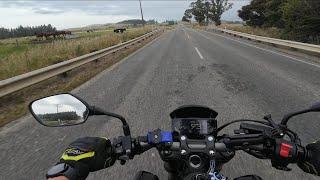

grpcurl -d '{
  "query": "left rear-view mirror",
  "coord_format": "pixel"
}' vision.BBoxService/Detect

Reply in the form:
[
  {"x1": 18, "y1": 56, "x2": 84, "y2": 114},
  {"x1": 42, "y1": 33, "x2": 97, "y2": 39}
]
[{"x1": 29, "y1": 93, "x2": 90, "y2": 127}]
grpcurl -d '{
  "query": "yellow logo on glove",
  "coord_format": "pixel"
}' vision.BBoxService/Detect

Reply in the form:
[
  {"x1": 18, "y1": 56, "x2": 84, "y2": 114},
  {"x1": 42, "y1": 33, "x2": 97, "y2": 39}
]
[{"x1": 61, "y1": 148, "x2": 95, "y2": 161}]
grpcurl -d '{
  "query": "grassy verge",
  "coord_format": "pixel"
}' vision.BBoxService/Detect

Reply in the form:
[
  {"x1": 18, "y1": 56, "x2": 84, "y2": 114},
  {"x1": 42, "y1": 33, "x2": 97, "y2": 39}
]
[
  {"x1": 218, "y1": 24, "x2": 282, "y2": 40},
  {"x1": 0, "y1": 26, "x2": 153, "y2": 80},
  {"x1": 0, "y1": 31, "x2": 161, "y2": 127},
  {"x1": 217, "y1": 24, "x2": 320, "y2": 46}
]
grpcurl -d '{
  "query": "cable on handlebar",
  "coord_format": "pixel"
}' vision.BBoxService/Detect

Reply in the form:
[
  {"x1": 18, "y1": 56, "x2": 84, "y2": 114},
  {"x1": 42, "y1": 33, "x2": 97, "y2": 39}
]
[
  {"x1": 281, "y1": 126, "x2": 300, "y2": 143},
  {"x1": 217, "y1": 119, "x2": 271, "y2": 132}
]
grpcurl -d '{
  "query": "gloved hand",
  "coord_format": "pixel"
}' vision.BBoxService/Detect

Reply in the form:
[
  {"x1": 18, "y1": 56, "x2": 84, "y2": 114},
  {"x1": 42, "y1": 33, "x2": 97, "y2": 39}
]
[
  {"x1": 54, "y1": 137, "x2": 115, "y2": 179},
  {"x1": 298, "y1": 140, "x2": 320, "y2": 176}
]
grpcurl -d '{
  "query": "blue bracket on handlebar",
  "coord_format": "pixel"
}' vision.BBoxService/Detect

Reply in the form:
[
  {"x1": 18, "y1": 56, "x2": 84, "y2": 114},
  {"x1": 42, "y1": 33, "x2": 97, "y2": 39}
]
[{"x1": 147, "y1": 129, "x2": 173, "y2": 144}]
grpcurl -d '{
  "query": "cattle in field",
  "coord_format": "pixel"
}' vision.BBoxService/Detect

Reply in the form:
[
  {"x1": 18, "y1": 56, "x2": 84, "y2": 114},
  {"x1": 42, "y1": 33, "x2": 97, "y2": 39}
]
[
  {"x1": 114, "y1": 28, "x2": 126, "y2": 33},
  {"x1": 36, "y1": 31, "x2": 72, "y2": 40}
]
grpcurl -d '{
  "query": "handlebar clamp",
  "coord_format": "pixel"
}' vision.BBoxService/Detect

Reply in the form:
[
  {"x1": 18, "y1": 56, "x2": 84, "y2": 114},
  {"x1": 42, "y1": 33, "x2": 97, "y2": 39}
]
[
  {"x1": 179, "y1": 135, "x2": 216, "y2": 157},
  {"x1": 147, "y1": 129, "x2": 173, "y2": 144}
]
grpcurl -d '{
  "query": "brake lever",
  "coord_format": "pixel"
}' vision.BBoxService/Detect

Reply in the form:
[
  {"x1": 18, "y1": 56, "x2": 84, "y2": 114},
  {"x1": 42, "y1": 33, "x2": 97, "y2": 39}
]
[
  {"x1": 243, "y1": 149, "x2": 268, "y2": 159},
  {"x1": 263, "y1": 114, "x2": 284, "y2": 138},
  {"x1": 118, "y1": 155, "x2": 129, "y2": 165},
  {"x1": 113, "y1": 135, "x2": 134, "y2": 165}
]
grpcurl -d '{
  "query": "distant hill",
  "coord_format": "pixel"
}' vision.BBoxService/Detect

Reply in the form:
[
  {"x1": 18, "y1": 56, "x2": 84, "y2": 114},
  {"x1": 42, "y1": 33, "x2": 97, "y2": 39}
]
[
  {"x1": 117, "y1": 19, "x2": 145, "y2": 25},
  {"x1": 64, "y1": 23, "x2": 113, "y2": 32},
  {"x1": 64, "y1": 19, "x2": 158, "y2": 32}
]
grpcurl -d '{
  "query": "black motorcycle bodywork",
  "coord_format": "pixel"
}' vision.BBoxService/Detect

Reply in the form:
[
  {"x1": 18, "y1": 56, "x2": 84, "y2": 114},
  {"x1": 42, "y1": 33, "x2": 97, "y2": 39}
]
[
  {"x1": 29, "y1": 93, "x2": 320, "y2": 180},
  {"x1": 163, "y1": 105, "x2": 233, "y2": 180}
]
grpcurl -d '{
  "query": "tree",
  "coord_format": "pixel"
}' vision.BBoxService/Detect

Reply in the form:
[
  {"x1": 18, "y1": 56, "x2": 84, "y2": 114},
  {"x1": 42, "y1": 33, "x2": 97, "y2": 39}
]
[
  {"x1": 182, "y1": 9, "x2": 193, "y2": 22},
  {"x1": 0, "y1": 24, "x2": 57, "y2": 39},
  {"x1": 190, "y1": 0, "x2": 207, "y2": 25},
  {"x1": 263, "y1": 0, "x2": 285, "y2": 28},
  {"x1": 281, "y1": 0, "x2": 320, "y2": 42},
  {"x1": 237, "y1": 0, "x2": 320, "y2": 44},
  {"x1": 208, "y1": 0, "x2": 233, "y2": 26},
  {"x1": 238, "y1": 0, "x2": 267, "y2": 27},
  {"x1": 183, "y1": 0, "x2": 233, "y2": 26},
  {"x1": 238, "y1": 0, "x2": 285, "y2": 28},
  {"x1": 182, "y1": 16, "x2": 190, "y2": 22},
  {"x1": 146, "y1": 19, "x2": 158, "y2": 24},
  {"x1": 204, "y1": 0, "x2": 211, "y2": 25}
]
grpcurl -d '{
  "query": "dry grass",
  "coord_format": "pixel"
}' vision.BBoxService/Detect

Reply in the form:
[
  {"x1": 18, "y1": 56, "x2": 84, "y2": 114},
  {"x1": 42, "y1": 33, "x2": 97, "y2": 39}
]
[
  {"x1": 218, "y1": 24, "x2": 282, "y2": 39},
  {"x1": 192, "y1": 23, "x2": 207, "y2": 30},
  {"x1": 0, "y1": 27, "x2": 152, "y2": 80},
  {"x1": 0, "y1": 31, "x2": 161, "y2": 127}
]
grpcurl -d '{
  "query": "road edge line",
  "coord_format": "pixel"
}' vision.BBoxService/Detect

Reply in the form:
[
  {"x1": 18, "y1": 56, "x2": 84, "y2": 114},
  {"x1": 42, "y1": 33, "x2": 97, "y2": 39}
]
[{"x1": 192, "y1": 28, "x2": 320, "y2": 69}]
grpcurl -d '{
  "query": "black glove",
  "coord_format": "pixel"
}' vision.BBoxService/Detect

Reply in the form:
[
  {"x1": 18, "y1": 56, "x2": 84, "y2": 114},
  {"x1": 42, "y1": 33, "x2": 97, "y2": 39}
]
[
  {"x1": 58, "y1": 137, "x2": 116, "y2": 179},
  {"x1": 298, "y1": 141, "x2": 320, "y2": 176}
]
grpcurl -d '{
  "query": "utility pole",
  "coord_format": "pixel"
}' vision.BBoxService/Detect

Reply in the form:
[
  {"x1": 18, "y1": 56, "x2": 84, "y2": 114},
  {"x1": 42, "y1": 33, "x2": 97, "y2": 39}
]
[{"x1": 139, "y1": 0, "x2": 145, "y2": 26}]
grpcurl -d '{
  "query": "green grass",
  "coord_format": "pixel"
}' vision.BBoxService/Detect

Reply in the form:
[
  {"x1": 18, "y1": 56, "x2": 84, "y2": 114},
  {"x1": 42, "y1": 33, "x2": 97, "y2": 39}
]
[
  {"x1": 0, "y1": 36, "x2": 34, "y2": 58},
  {"x1": 75, "y1": 29, "x2": 113, "y2": 38},
  {"x1": 0, "y1": 44, "x2": 28, "y2": 58},
  {"x1": 0, "y1": 26, "x2": 153, "y2": 80},
  {"x1": 218, "y1": 24, "x2": 282, "y2": 39}
]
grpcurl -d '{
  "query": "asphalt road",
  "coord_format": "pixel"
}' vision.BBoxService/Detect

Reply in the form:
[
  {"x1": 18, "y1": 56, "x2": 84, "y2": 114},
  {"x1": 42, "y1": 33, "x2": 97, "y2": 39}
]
[{"x1": 1, "y1": 26, "x2": 320, "y2": 180}]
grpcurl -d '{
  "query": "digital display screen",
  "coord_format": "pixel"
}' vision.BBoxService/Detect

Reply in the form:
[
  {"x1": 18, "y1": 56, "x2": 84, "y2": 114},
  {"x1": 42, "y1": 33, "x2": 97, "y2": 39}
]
[
  {"x1": 180, "y1": 119, "x2": 208, "y2": 134},
  {"x1": 172, "y1": 118, "x2": 217, "y2": 138}
]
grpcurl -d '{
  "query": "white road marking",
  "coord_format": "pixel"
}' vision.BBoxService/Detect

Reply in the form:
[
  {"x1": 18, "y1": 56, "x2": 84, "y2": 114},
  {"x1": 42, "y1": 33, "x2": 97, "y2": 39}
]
[
  {"x1": 184, "y1": 30, "x2": 190, "y2": 39},
  {"x1": 193, "y1": 29, "x2": 320, "y2": 69},
  {"x1": 194, "y1": 47, "x2": 204, "y2": 59}
]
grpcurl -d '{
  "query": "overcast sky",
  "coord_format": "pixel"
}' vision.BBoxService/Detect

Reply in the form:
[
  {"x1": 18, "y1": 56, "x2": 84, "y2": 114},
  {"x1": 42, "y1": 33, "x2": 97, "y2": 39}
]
[
  {"x1": 0, "y1": 0, "x2": 250, "y2": 29},
  {"x1": 32, "y1": 94, "x2": 87, "y2": 115}
]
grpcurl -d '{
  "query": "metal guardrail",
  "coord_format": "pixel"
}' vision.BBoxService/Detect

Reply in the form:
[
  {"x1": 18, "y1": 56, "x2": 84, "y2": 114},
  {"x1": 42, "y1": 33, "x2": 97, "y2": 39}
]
[
  {"x1": 213, "y1": 28, "x2": 320, "y2": 56},
  {"x1": 0, "y1": 30, "x2": 162, "y2": 98}
]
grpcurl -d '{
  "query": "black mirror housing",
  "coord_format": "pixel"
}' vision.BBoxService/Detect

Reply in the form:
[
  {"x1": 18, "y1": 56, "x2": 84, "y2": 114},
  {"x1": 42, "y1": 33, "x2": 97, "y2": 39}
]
[
  {"x1": 30, "y1": 93, "x2": 131, "y2": 136},
  {"x1": 309, "y1": 102, "x2": 320, "y2": 112},
  {"x1": 29, "y1": 93, "x2": 90, "y2": 127}
]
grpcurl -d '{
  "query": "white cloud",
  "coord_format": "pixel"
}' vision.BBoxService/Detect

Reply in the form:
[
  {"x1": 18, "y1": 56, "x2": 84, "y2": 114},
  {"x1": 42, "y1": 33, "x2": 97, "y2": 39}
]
[
  {"x1": 0, "y1": 6, "x2": 136, "y2": 29},
  {"x1": 32, "y1": 7, "x2": 64, "y2": 14},
  {"x1": 0, "y1": 0, "x2": 250, "y2": 29}
]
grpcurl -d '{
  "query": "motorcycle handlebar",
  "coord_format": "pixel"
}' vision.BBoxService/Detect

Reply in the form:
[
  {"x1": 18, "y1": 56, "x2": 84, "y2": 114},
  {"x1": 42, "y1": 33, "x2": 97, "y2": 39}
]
[
  {"x1": 114, "y1": 132, "x2": 308, "y2": 165},
  {"x1": 138, "y1": 141, "x2": 228, "y2": 152},
  {"x1": 134, "y1": 134, "x2": 265, "y2": 155}
]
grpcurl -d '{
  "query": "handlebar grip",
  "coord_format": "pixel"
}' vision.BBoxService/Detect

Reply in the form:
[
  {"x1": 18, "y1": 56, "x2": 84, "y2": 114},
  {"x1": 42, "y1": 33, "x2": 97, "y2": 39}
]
[
  {"x1": 274, "y1": 139, "x2": 307, "y2": 162},
  {"x1": 298, "y1": 141, "x2": 320, "y2": 176},
  {"x1": 221, "y1": 134, "x2": 266, "y2": 148}
]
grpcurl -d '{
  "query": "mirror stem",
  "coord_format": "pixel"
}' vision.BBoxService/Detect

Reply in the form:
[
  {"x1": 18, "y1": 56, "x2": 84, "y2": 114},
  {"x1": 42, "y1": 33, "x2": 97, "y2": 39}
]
[
  {"x1": 89, "y1": 106, "x2": 131, "y2": 136},
  {"x1": 281, "y1": 109, "x2": 311, "y2": 126}
]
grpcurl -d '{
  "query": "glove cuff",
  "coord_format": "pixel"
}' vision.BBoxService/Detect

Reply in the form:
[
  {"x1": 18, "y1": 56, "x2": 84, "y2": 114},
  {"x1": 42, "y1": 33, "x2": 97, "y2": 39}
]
[{"x1": 46, "y1": 163, "x2": 83, "y2": 180}]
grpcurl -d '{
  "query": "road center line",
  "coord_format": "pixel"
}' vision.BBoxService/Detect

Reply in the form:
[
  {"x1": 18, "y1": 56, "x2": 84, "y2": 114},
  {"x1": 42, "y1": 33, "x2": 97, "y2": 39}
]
[
  {"x1": 194, "y1": 47, "x2": 204, "y2": 59},
  {"x1": 193, "y1": 29, "x2": 320, "y2": 69},
  {"x1": 184, "y1": 30, "x2": 190, "y2": 39}
]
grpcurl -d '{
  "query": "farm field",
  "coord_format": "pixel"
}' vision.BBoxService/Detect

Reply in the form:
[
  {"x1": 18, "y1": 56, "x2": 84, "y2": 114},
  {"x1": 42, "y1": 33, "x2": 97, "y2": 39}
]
[
  {"x1": 0, "y1": 27, "x2": 161, "y2": 127},
  {"x1": 0, "y1": 26, "x2": 153, "y2": 80}
]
